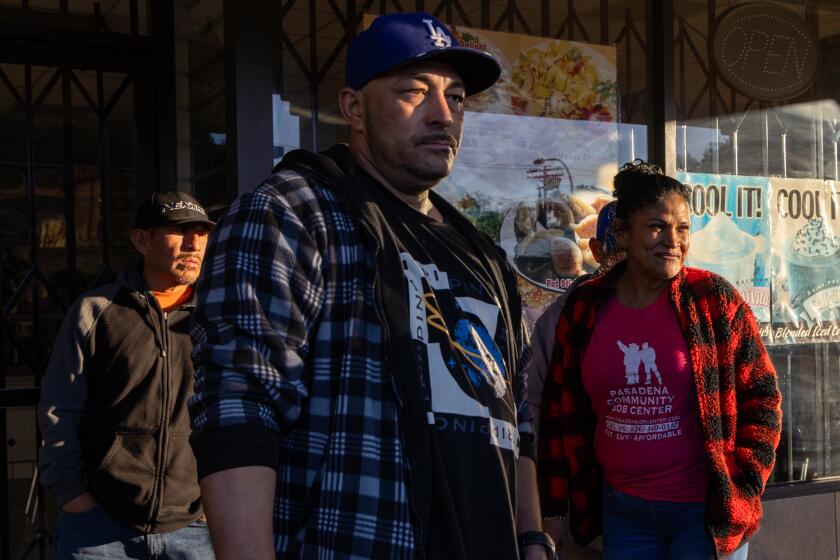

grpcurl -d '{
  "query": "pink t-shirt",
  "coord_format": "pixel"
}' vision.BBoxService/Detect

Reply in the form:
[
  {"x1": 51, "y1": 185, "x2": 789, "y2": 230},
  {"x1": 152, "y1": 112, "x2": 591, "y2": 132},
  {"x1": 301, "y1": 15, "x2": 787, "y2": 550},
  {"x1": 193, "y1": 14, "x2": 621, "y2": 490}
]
[{"x1": 581, "y1": 290, "x2": 707, "y2": 502}]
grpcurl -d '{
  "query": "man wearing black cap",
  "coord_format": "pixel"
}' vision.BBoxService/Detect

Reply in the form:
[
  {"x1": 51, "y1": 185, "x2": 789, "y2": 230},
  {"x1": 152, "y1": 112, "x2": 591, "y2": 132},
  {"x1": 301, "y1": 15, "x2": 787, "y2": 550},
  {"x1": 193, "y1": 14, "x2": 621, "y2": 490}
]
[
  {"x1": 38, "y1": 191, "x2": 215, "y2": 558},
  {"x1": 190, "y1": 11, "x2": 551, "y2": 560}
]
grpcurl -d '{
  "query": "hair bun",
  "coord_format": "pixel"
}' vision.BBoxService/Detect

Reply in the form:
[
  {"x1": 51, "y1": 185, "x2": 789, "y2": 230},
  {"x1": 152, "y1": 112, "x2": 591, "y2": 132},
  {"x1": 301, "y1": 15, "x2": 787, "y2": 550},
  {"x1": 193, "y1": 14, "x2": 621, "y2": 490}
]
[
  {"x1": 612, "y1": 159, "x2": 689, "y2": 220},
  {"x1": 619, "y1": 159, "x2": 663, "y2": 175},
  {"x1": 613, "y1": 159, "x2": 664, "y2": 198}
]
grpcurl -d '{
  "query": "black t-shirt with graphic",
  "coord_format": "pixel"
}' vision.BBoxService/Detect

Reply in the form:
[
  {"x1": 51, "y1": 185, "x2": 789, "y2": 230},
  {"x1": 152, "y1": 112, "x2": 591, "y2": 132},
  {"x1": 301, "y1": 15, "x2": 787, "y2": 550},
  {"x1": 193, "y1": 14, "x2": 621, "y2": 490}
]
[{"x1": 371, "y1": 181, "x2": 520, "y2": 559}]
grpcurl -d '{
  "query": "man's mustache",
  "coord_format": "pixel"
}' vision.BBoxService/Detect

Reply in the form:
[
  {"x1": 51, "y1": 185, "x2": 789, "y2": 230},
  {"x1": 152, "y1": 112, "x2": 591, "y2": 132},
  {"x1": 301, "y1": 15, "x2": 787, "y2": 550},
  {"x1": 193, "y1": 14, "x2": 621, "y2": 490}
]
[{"x1": 414, "y1": 134, "x2": 459, "y2": 149}]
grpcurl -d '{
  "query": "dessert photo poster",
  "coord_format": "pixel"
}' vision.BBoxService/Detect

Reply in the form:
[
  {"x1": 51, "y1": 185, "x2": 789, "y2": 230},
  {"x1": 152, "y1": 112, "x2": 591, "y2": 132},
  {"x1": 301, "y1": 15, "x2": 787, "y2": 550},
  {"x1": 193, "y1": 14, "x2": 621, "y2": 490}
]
[
  {"x1": 676, "y1": 173, "x2": 771, "y2": 337},
  {"x1": 770, "y1": 178, "x2": 840, "y2": 344}
]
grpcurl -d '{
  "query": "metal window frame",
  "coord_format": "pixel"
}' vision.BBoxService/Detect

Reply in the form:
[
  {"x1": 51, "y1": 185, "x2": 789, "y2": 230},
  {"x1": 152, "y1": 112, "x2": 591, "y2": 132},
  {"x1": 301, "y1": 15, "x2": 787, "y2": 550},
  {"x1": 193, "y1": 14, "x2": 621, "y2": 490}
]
[
  {"x1": 0, "y1": 2, "x2": 176, "y2": 557},
  {"x1": 226, "y1": 0, "x2": 655, "y2": 189}
]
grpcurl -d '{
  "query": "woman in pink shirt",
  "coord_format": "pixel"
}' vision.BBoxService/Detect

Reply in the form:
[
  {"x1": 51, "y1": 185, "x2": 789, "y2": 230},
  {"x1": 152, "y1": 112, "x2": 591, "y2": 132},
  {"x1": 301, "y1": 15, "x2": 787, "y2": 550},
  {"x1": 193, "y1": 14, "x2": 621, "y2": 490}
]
[{"x1": 537, "y1": 161, "x2": 782, "y2": 560}]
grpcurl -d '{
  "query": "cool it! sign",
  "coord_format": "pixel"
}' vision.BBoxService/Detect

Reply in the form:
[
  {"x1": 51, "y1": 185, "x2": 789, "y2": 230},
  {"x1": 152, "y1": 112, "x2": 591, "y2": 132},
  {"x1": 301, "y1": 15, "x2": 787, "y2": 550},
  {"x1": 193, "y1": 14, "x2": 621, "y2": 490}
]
[
  {"x1": 712, "y1": 3, "x2": 819, "y2": 102},
  {"x1": 676, "y1": 173, "x2": 770, "y2": 337}
]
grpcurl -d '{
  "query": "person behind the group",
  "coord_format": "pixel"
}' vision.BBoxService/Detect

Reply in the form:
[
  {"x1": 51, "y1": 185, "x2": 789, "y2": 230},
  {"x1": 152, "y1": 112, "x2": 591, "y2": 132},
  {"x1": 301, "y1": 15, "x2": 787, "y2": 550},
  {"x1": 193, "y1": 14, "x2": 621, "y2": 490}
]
[
  {"x1": 38, "y1": 191, "x2": 215, "y2": 558},
  {"x1": 188, "y1": 12, "x2": 553, "y2": 560},
  {"x1": 527, "y1": 200, "x2": 623, "y2": 437},
  {"x1": 537, "y1": 160, "x2": 782, "y2": 559}
]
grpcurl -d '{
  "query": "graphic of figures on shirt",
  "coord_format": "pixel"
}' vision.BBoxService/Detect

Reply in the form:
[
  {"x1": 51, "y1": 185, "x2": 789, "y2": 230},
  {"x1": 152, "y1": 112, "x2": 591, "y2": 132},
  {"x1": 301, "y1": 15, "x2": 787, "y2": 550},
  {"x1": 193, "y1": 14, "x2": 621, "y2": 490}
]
[{"x1": 617, "y1": 340, "x2": 663, "y2": 385}]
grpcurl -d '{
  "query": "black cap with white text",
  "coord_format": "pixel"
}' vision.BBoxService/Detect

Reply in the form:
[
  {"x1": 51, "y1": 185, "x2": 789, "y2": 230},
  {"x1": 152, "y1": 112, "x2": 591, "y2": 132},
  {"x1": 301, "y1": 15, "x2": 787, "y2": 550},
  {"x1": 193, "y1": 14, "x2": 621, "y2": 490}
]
[{"x1": 134, "y1": 190, "x2": 215, "y2": 230}]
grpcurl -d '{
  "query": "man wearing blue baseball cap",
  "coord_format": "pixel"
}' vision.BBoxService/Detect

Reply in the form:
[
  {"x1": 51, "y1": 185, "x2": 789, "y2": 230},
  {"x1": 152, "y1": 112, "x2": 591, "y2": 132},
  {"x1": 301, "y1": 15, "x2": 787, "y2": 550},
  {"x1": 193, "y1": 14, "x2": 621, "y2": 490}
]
[{"x1": 190, "y1": 11, "x2": 552, "y2": 560}]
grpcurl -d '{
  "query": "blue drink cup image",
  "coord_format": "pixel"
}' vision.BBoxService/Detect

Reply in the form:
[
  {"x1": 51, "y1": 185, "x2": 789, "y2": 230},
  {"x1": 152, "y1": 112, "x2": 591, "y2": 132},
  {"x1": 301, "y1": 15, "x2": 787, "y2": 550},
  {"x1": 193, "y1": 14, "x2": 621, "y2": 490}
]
[
  {"x1": 687, "y1": 214, "x2": 764, "y2": 291},
  {"x1": 783, "y1": 217, "x2": 840, "y2": 322}
]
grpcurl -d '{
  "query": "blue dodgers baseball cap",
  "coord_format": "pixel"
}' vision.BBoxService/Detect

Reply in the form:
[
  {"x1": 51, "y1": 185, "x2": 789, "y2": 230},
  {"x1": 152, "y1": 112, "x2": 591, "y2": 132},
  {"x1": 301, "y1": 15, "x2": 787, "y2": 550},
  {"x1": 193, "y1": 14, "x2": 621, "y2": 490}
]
[
  {"x1": 345, "y1": 12, "x2": 502, "y2": 96},
  {"x1": 596, "y1": 200, "x2": 620, "y2": 252}
]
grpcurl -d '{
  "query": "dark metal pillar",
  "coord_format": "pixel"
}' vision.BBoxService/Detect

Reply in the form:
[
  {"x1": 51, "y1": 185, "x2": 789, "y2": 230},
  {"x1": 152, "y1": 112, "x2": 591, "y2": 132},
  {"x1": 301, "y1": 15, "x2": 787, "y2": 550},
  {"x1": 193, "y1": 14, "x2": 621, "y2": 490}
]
[
  {"x1": 646, "y1": 0, "x2": 676, "y2": 174},
  {"x1": 707, "y1": 0, "x2": 717, "y2": 120},
  {"x1": 135, "y1": 57, "x2": 163, "y2": 209},
  {"x1": 224, "y1": 0, "x2": 276, "y2": 195},
  {"x1": 62, "y1": 68, "x2": 79, "y2": 299},
  {"x1": 154, "y1": 0, "x2": 177, "y2": 192}
]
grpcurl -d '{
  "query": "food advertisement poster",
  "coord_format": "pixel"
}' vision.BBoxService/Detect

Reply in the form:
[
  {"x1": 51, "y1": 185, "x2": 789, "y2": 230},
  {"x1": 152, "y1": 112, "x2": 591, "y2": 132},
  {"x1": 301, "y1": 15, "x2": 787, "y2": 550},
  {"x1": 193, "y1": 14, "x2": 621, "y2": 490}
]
[
  {"x1": 440, "y1": 113, "x2": 618, "y2": 325},
  {"x1": 770, "y1": 178, "x2": 840, "y2": 344},
  {"x1": 676, "y1": 173, "x2": 771, "y2": 333},
  {"x1": 437, "y1": 23, "x2": 620, "y2": 324},
  {"x1": 448, "y1": 24, "x2": 618, "y2": 120}
]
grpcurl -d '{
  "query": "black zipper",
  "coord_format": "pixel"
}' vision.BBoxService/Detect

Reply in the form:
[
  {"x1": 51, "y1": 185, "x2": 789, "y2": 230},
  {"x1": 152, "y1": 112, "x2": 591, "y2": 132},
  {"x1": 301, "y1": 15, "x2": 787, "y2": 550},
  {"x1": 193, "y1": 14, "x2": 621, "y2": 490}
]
[{"x1": 146, "y1": 308, "x2": 171, "y2": 532}]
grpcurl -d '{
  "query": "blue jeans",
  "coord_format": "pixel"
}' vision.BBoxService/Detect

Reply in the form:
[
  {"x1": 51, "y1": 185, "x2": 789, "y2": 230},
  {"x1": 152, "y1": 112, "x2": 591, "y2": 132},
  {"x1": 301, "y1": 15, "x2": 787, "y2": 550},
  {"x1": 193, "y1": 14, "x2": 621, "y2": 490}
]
[
  {"x1": 54, "y1": 505, "x2": 214, "y2": 559},
  {"x1": 602, "y1": 482, "x2": 748, "y2": 560}
]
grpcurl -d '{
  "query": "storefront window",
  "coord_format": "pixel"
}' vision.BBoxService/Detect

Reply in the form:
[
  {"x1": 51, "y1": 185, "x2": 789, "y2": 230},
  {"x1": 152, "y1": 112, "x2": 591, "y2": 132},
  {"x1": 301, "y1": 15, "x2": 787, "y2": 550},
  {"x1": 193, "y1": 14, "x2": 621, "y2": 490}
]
[
  {"x1": 673, "y1": 0, "x2": 840, "y2": 485},
  {"x1": 1, "y1": 11, "x2": 148, "y2": 556},
  {"x1": 270, "y1": 0, "x2": 840, "y2": 491},
  {"x1": 275, "y1": 1, "x2": 648, "y2": 326},
  {"x1": 182, "y1": 0, "x2": 226, "y2": 213}
]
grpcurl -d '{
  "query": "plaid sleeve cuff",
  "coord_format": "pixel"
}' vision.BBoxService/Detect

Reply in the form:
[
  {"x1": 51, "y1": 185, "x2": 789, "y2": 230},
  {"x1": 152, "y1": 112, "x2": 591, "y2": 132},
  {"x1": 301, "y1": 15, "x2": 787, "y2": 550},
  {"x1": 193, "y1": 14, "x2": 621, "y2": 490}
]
[{"x1": 190, "y1": 425, "x2": 279, "y2": 480}]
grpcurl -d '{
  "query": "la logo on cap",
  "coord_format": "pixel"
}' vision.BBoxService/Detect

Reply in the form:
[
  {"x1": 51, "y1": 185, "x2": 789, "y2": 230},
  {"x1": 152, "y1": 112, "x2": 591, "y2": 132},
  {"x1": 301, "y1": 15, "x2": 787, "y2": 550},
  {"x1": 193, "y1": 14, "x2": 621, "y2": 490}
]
[{"x1": 423, "y1": 19, "x2": 451, "y2": 48}]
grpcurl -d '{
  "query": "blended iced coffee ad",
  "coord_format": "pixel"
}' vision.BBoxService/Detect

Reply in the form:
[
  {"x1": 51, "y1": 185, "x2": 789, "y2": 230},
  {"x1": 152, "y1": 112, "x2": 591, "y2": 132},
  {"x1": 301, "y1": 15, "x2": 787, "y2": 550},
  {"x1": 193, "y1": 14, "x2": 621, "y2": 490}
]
[
  {"x1": 771, "y1": 178, "x2": 840, "y2": 344},
  {"x1": 677, "y1": 173, "x2": 771, "y2": 333}
]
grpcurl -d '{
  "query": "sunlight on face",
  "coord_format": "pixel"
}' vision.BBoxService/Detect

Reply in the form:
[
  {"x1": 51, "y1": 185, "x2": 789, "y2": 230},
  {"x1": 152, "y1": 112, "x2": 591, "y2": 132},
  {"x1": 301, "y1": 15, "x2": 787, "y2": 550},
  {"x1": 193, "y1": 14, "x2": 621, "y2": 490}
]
[
  {"x1": 619, "y1": 193, "x2": 691, "y2": 281},
  {"x1": 143, "y1": 223, "x2": 210, "y2": 286},
  {"x1": 361, "y1": 61, "x2": 466, "y2": 193}
]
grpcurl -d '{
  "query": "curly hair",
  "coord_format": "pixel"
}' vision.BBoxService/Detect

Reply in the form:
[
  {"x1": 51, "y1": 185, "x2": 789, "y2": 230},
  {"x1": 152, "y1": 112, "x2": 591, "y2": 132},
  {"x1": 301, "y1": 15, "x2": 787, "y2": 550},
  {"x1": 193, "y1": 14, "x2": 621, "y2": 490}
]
[{"x1": 612, "y1": 159, "x2": 691, "y2": 221}]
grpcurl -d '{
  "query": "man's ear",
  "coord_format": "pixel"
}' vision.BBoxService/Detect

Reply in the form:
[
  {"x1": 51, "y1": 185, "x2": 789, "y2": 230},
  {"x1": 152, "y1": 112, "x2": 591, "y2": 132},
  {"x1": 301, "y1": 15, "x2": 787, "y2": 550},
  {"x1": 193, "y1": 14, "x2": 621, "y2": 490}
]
[
  {"x1": 589, "y1": 238, "x2": 605, "y2": 263},
  {"x1": 130, "y1": 229, "x2": 150, "y2": 255},
  {"x1": 338, "y1": 87, "x2": 365, "y2": 133},
  {"x1": 613, "y1": 218, "x2": 628, "y2": 249}
]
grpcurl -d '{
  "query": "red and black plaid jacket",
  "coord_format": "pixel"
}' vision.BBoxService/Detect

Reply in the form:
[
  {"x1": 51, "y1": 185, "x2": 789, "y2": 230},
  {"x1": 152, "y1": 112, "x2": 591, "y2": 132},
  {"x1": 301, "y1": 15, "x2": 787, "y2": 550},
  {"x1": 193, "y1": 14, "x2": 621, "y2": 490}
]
[{"x1": 537, "y1": 262, "x2": 782, "y2": 557}]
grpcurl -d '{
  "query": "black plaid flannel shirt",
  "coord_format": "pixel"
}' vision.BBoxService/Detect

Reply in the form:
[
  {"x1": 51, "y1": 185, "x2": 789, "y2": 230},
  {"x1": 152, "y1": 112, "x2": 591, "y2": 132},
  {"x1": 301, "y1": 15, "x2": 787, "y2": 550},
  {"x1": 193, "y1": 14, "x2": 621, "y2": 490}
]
[{"x1": 190, "y1": 163, "x2": 534, "y2": 558}]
